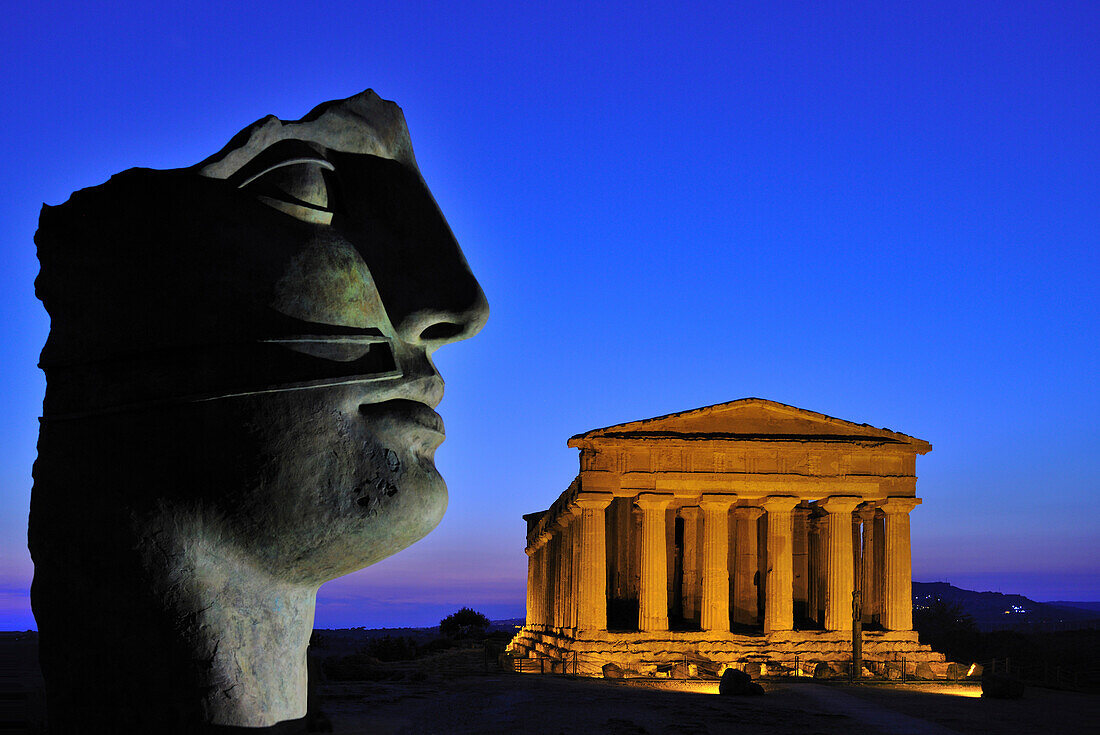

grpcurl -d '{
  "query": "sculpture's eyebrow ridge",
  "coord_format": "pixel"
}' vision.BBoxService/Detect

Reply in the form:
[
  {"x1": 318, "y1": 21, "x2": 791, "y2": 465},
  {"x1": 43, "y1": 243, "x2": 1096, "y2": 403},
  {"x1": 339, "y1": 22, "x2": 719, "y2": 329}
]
[{"x1": 236, "y1": 157, "x2": 334, "y2": 190}]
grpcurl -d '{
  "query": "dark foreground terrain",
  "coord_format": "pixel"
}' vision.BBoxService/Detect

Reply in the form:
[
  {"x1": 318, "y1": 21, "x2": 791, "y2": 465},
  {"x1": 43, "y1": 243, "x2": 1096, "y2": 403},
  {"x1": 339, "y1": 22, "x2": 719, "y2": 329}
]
[
  {"x1": 4, "y1": 634, "x2": 1099, "y2": 734},
  {"x1": 314, "y1": 656, "x2": 1098, "y2": 735}
]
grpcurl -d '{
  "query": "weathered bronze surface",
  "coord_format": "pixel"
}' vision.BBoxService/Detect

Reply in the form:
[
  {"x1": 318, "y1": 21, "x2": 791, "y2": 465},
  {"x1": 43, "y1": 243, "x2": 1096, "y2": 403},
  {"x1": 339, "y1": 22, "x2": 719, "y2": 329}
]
[{"x1": 31, "y1": 90, "x2": 487, "y2": 731}]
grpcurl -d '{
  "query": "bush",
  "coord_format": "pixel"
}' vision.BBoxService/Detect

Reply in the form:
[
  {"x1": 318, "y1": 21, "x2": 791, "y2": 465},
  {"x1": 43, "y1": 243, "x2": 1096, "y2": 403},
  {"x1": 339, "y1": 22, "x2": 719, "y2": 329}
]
[{"x1": 439, "y1": 607, "x2": 490, "y2": 638}]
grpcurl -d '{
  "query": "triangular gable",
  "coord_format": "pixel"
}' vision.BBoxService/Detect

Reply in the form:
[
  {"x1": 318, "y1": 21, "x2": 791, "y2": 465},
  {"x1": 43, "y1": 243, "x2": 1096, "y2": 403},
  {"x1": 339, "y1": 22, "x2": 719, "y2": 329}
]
[{"x1": 568, "y1": 398, "x2": 930, "y2": 452}]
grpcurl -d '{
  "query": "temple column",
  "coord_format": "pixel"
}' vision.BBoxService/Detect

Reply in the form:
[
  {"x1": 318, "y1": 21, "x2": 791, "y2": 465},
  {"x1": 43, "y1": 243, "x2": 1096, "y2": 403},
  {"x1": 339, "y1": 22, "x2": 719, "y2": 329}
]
[
  {"x1": 731, "y1": 506, "x2": 762, "y2": 626},
  {"x1": 636, "y1": 493, "x2": 673, "y2": 632},
  {"x1": 560, "y1": 520, "x2": 574, "y2": 629},
  {"x1": 570, "y1": 511, "x2": 583, "y2": 629},
  {"x1": 819, "y1": 496, "x2": 861, "y2": 631},
  {"x1": 552, "y1": 531, "x2": 564, "y2": 629},
  {"x1": 680, "y1": 506, "x2": 701, "y2": 623},
  {"x1": 698, "y1": 495, "x2": 735, "y2": 631},
  {"x1": 872, "y1": 512, "x2": 885, "y2": 626},
  {"x1": 807, "y1": 516, "x2": 821, "y2": 624},
  {"x1": 852, "y1": 516, "x2": 862, "y2": 593},
  {"x1": 858, "y1": 504, "x2": 877, "y2": 625},
  {"x1": 536, "y1": 534, "x2": 551, "y2": 628},
  {"x1": 575, "y1": 494, "x2": 613, "y2": 630},
  {"x1": 544, "y1": 532, "x2": 558, "y2": 629},
  {"x1": 881, "y1": 498, "x2": 921, "y2": 631},
  {"x1": 525, "y1": 546, "x2": 537, "y2": 627},
  {"x1": 761, "y1": 496, "x2": 799, "y2": 634},
  {"x1": 792, "y1": 506, "x2": 809, "y2": 621}
]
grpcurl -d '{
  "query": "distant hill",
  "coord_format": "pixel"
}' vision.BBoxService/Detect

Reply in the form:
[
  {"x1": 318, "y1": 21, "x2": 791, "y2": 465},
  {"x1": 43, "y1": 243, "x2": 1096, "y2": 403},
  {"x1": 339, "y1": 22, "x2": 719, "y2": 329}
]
[
  {"x1": 914, "y1": 582, "x2": 1100, "y2": 631},
  {"x1": 1046, "y1": 601, "x2": 1100, "y2": 613}
]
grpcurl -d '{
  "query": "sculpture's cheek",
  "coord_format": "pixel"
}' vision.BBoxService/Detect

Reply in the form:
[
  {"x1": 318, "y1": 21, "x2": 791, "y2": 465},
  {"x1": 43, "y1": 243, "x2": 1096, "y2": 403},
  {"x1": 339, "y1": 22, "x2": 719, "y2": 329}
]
[
  {"x1": 270, "y1": 232, "x2": 394, "y2": 333},
  {"x1": 212, "y1": 392, "x2": 447, "y2": 585}
]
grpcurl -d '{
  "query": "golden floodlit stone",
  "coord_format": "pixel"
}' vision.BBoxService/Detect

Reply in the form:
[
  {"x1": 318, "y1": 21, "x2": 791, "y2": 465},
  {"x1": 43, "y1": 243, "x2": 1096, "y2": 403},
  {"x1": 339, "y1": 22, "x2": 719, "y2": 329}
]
[{"x1": 508, "y1": 399, "x2": 942, "y2": 676}]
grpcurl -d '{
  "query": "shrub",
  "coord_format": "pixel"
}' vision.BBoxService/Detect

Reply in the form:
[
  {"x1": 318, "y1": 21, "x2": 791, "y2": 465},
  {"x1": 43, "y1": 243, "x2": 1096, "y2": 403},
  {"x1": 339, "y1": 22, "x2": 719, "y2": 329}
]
[{"x1": 439, "y1": 607, "x2": 490, "y2": 638}]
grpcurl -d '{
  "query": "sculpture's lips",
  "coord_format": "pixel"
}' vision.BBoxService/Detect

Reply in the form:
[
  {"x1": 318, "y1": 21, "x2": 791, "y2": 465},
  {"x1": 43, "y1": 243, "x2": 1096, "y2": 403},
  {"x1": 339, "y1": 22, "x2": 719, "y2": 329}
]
[{"x1": 359, "y1": 399, "x2": 445, "y2": 438}]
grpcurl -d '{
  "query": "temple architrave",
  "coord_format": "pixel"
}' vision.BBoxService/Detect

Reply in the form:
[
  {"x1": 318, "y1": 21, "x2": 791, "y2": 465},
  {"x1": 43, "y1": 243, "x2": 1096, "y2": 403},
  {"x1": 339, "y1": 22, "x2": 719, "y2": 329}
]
[{"x1": 507, "y1": 399, "x2": 945, "y2": 676}]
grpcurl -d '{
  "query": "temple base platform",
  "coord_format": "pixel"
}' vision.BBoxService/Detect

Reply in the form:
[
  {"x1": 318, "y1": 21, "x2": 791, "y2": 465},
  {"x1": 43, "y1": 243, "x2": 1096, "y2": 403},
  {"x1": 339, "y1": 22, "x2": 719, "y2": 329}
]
[{"x1": 506, "y1": 626, "x2": 944, "y2": 678}]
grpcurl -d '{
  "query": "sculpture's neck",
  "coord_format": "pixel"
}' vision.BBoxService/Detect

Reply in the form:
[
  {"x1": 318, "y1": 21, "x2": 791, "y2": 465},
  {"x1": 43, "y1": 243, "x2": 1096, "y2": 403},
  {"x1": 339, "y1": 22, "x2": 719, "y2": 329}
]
[{"x1": 184, "y1": 547, "x2": 317, "y2": 727}]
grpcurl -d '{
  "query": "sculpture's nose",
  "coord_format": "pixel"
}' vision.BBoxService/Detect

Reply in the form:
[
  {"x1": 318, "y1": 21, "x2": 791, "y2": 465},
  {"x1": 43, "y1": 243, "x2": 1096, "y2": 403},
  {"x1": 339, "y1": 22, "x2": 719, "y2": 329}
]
[
  {"x1": 394, "y1": 276, "x2": 489, "y2": 351},
  {"x1": 329, "y1": 151, "x2": 489, "y2": 351}
]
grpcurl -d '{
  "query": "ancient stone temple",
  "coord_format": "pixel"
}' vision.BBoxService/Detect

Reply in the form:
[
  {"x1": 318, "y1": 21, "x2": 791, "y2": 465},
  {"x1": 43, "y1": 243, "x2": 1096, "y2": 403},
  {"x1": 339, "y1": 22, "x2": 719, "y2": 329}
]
[{"x1": 508, "y1": 399, "x2": 944, "y2": 676}]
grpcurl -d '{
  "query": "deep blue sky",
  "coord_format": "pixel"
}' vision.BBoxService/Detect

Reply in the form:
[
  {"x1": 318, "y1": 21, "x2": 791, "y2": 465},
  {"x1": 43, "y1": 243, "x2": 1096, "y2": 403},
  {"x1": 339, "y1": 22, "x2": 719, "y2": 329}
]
[{"x1": 1, "y1": 2, "x2": 1097, "y2": 629}]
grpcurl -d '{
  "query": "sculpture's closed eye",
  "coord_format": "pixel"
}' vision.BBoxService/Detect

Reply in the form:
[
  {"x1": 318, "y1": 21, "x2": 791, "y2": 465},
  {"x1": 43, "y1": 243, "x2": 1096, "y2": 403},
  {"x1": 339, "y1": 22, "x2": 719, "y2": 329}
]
[{"x1": 239, "y1": 157, "x2": 338, "y2": 225}]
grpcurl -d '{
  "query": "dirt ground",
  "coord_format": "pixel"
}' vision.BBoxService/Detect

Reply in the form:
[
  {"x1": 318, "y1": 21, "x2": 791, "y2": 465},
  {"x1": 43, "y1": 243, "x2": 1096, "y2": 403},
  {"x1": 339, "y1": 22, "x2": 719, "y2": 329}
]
[
  {"x1": 316, "y1": 671, "x2": 1099, "y2": 735},
  {"x1": 5, "y1": 635, "x2": 1098, "y2": 734}
]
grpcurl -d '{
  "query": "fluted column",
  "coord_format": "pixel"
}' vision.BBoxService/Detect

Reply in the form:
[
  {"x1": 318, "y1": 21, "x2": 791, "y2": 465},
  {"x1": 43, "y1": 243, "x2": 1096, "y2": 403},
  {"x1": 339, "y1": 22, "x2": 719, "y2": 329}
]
[
  {"x1": 552, "y1": 532, "x2": 565, "y2": 628},
  {"x1": 819, "y1": 496, "x2": 861, "y2": 631},
  {"x1": 636, "y1": 493, "x2": 673, "y2": 632},
  {"x1": 697, "y1": 495, "x2": 735, "y2": 631},
  {"x1": 881, "y1": 497, "x2": 921, "y2": 631},
  {"x1": 761, "y1": 496, "x2": 799, "y2": 634},
  {"x1": 525, "y1": 546, "x2": 537, "y2": 627},
  {"x1": 570, "y1": 510, "x2": 583, "y2": 629},
  {"x1": 807, "y1": 516, "x2": 822, "y2": 624},
  {"x1": 575, "y1": 494, "x2": 613, "y2": 630},
  {"x1": 731, "y1": 506, "x2": 762, "y2": 626},
  {"x1": 539, "y1": 532, "x2": 553, "y2": 629},
  {"x1": 858, "y1": 504, "x2": 877, "y2": 625},
  {"x1": 873, "y1": 512, "x2": 885, "y2": 626},
  {"x1": 534, "y1": 535, "x2": 550, "y2": 628},
  {"x1": 560, "y1": 521, "x2": 575, "y2": 629},
  {"x1": 552, "y1": 531, "x2": 564, "y2": 629},
  {"x1": 679, "y1": 506, "x2": 701, "y2": 622},
  {"x1": 852, "y1": 517, "x2": 862, "y2": 591}
]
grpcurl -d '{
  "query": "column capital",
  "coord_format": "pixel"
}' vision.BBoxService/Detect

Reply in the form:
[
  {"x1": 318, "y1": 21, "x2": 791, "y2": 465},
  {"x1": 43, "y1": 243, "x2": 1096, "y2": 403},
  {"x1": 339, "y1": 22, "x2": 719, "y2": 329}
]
[
  {"x1": 732, "y1": 505, "x2": 764, "y2": 521},
  {"x1": 760, "y1": 495, "x2": 799, "y2": 513},
  {"x1": 856, "y1": 501, "x2": 878, "y2": 522},
  {"x1": 635, "y1": 492, "x2": 674, "y2": 511},
  {"x1": 537, "y1": 531, "x2": 552, "y2": 546},
  {"x1": 817, "y1": 495, "x2": 862, "y2": 514},
  {"x1": 573, "y1": 492, "x2": 614, "y2": 511},
  {"x1": 698, "y1": 493, "x2": 736, "y2": 511},
  {"x1": 880, "y1": 497, "x2": 921, "y2": 514},
  {"x1": 679, "y1": 506, "x2": 700, "y2": 520}
]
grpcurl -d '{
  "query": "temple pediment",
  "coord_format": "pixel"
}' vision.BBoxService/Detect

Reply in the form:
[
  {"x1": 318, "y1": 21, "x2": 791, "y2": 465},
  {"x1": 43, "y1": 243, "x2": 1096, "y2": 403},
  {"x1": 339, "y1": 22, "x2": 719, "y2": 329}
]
[{"x1": 568, "y1": 398, "x2": 930, "y2": 453}]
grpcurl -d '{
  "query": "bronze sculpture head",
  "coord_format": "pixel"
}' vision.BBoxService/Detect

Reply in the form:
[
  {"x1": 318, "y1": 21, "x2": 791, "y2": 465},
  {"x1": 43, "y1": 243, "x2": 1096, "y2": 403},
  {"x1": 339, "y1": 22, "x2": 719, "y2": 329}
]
[{"x1": 31, "y1": 90, "x2": 487, "y2": 731}]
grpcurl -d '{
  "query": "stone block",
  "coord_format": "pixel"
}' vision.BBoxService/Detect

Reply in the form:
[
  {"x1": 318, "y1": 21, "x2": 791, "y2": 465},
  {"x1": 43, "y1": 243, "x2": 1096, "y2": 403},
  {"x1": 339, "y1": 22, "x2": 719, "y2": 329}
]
[
  {"x1": 914, "y1": 662, "x2": 936, "y2": 680},
  {"x1": 719, "y1": 668, "x2": 765, "y2": 696},
  {"x1": 943, "y1": 662, "x2": 969, "y2": 679}
]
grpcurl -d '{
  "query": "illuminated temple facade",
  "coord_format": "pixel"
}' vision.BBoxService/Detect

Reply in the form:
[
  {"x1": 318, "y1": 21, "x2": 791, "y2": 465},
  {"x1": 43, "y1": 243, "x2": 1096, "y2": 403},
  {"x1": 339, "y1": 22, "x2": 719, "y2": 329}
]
[{"x1": 507, "y1": 399, "x2": 944, "y2": 675}]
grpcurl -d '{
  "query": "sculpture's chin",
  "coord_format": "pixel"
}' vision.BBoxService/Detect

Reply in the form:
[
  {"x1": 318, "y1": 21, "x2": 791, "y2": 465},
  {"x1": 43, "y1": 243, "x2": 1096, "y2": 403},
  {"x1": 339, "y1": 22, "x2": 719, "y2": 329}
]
[{"x1": 312, "y1": 456, "x2": 449, "y2": 583}]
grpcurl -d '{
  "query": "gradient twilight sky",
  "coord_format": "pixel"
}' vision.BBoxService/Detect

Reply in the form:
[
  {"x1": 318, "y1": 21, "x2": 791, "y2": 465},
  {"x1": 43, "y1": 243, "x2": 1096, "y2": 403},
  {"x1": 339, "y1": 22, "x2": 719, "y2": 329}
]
[{"x1": 1, "y1": 2, "x2": 1097, "y2": 630}]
